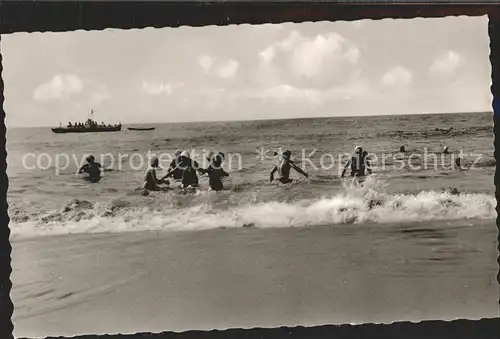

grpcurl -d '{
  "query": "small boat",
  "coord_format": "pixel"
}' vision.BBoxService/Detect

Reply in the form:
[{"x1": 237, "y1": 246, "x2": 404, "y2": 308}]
[
  {"x1": 127, "y1": 127, "x2": 156, "y2": 131},
  {"x1": 52, "y1": 110, "x2": 121, "y2": 134}
]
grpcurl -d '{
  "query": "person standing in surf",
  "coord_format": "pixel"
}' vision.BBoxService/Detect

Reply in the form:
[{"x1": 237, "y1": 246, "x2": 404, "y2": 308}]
[
  {"x1": 167, "y1": 150, "x2": 183, "y2": 180},
  {"x1": 202, "y1": 151, "x2": 230, "y2": 191},
  {"x1": 269, "y1": 150, "x2": 308, "y2": 184},
  {"x1": 78, "y1": 155, "x2": 103, "y2": 183},
  {"x1": 341, "y1": 146, "x2": 373, "y2": 178},
  {"x1": 143, "y1": 156, "x2": 170, "y2": 191},
  {"x1": 164, "y1": 151, "x2": 203, "y2": 189}
]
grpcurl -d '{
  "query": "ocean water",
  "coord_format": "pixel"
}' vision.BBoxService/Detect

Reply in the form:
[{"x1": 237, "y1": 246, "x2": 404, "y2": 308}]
[{"x1": 6, "y1": 112, "x2": 496, "y2": 238}]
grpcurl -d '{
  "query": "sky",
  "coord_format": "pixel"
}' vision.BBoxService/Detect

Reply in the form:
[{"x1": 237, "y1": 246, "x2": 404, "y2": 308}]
[{"x1": 1, "y1": 15, "x2": 492, "y2": 127}]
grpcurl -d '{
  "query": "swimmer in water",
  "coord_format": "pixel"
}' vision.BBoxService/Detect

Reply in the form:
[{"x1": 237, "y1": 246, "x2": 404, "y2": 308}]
[
  {"x1": 163, "y1": 151, "x2": 203, "y2": 189},
  {"x1": 341, "y1": 146, "x2": 372, "y2": 178},
  {"x1": 143, "y1": 156, "x2": 169, "y2": 191},
  {"x1": 202, "y1": 151, "x2": 229, "y2": 191},
  {"x1": 167, "y1": 150, "x2": 183, "y2": 180},
  {"x1": 269, "y1": 150, "x2": 308, "y2": 184},
  {"x1": 78, "y1": 155, "x2": 102, "y2": 183},
  {"x1": 455, "y1": 155, "x2": 463, "y2": 169}
]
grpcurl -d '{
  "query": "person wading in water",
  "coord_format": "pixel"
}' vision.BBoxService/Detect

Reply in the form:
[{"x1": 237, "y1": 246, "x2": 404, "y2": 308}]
[
  {"x1": 269, "y1": 150, "x2": 308, "y2": 184},
  {"x1": 163, "y1": 151, "x2": 203, "y2": 189},
  {"x1": 78, "y1": 155, "x2": 103, "y2": 183},
  {"x1": 167, "y1": 150, "x2": 183, "y2": 180},
  {"x1": 202, "y1": 151, "x2": 230, "y2": 191},
  {"x1": 341, "y1": 146, "x2": 373, "y2": 178},
  {"x1": 143, "y1": 156, "x2": 170, "y2": 191}
]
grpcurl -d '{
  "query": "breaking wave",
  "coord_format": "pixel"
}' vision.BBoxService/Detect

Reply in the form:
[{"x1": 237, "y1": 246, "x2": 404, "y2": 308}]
[{"x1": 9, "y1": 176, "x2": 496, "y2": 238}]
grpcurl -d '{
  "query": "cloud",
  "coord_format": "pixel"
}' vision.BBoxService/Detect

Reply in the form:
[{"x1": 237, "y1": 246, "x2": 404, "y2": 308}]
[
  {"x1": 89, "y1": 82, "x2": 111, "y2": 104},
  {"x1": 285, "y1": 31, "x2": 346, "y2": 78},
  {"x1": 380, "y1": 66, "x2": 413, "y2": 87},
  {"x1": 141, "y1": 81, "x2": 173, "y2": 95},
  {"x1": 234, "y1": 76, "x2": 371, "y2": 107},
  {"x1": 430, "y1": 50, "x2": 463, "y2": 77},
  {"x1": 344, "y1": 46, "x2": 360, "y2": 64},
  {"x1": 257, "y1": 31, "x2": 361, "y2": 88},
  {"x1": 33, "y1": 74, "x2": 83, "y2": 101},
  {"x1": 259, "y1": 47, "x2": 276, "y2": 64},
  {"x1": 258, "y1": 85, "x2": 323, "y2": 105},
  {"x1": 197, "y1": 55, "x2": 239, "y2": 79},
  {"x1": 216, "y1": 59, "x2": 239, "y2": 79},
  {"x1": 197, "y1": 55, "x2": 214, "y2": 73}
]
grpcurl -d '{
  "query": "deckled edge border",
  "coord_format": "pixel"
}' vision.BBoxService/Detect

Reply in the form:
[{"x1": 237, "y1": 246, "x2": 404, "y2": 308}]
[{"x1": 0, "y1": 2, "x2": 498, "y2": 339}]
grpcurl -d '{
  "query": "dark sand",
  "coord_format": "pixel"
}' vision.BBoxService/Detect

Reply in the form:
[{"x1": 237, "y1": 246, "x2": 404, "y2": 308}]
[{"x1": 11, "y1": 219, "x2": 498, "y2": 338}]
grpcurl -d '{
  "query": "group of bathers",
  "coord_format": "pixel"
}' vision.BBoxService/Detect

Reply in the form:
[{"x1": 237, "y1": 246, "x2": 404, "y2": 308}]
[{"x1": 78, "y1": 145, "x2": 375, "y2": 191}]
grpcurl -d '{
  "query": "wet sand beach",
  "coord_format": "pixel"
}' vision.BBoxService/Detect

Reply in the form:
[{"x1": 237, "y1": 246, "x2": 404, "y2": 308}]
[{"x1": 11, "y1": 218, "x2": 498, "y2": 338}]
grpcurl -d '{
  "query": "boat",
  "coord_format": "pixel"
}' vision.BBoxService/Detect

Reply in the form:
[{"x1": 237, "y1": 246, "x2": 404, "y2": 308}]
[
  {"x1": 127, "y1": 127, "x2": 156, "y2": 131},
  {"x1": 51, "y1": 110, "x2": 122, "y2": 134}
]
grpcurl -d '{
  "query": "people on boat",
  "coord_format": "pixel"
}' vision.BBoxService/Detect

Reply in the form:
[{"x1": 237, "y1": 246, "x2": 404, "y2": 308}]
[
  {"x1": 341, "y1": 146, "x2": 373, "y2": 178},
  {"x1": 142, "y1": 156, "x2": 169, "y2": 191},
  {"x1": 202, "y1": 152, "x2": 230, "y2": 191},
  {"x1": 270, "y1": 150, "x2": 308, "y2": 184},
  {"x1": 78, "y1": 155, "x2": 102, "y2": 183}
]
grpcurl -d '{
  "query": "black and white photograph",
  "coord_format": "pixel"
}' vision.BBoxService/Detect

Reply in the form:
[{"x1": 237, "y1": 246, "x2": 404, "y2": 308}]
[{"x1": 3, "y1": 14, "x2": 498, "y2": 338}]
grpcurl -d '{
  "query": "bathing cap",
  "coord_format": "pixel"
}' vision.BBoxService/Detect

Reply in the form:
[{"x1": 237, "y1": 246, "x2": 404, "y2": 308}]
[
  {"x1": 282, "y1": 150, "x2": 292, "y2": 159},
  {"x1": 86, "y1": 155, "x2": 95, "y2": 162}
]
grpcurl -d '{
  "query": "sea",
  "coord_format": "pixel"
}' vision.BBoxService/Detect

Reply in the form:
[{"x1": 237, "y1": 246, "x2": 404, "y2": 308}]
[
  {"x1": 6, "y1": 112, "x2": 496, "y2": 238},
  {"x1": 8, "y1": 112, "x2": 499, "y2": 337}
]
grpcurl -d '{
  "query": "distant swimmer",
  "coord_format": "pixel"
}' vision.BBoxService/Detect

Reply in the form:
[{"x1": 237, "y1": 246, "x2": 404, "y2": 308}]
[
  {"x1": 167, "y1": 150, "x2": 183, "y2": 180},
  {"x1": 341, "y1": 146, "x2": 373, "y2": 178},
  {"x1": 400, "y1": 145, "x2": 406, "y2": 153},
  {"x1": 202, "y1": 152, "x2": 230, "y2": 191},
  {"x1": 164, "y1": 151, "x2": 203, "y2": 189},
  {"x1": 142, "y1": 156, "x2": 170, "y2": 191},
  {"x1": 78, "y1": 155, "x2": 102, "y2": 183},
  {"x1": 270, "y1": 150, "x2": 308, "y2": 184},
  {"x1": 443, "y1": 146, "x2": 450, "y2": 154}
]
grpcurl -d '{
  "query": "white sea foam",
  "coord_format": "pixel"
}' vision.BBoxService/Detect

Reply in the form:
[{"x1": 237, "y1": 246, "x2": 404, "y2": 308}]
[{"x1": 9, "y1": 176, "x2": 496, "y2": 238}]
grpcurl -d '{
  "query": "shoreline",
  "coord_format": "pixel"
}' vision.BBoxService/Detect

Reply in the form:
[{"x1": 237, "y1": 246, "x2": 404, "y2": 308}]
[{"x1": 9, "y1": 215, "x2": 497, "y2": 242}]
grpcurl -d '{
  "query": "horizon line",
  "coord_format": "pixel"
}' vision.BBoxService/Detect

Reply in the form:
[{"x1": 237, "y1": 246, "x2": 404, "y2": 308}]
[{"x1": 6, "y1": 110, "x2": 493, "y2": 129}]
